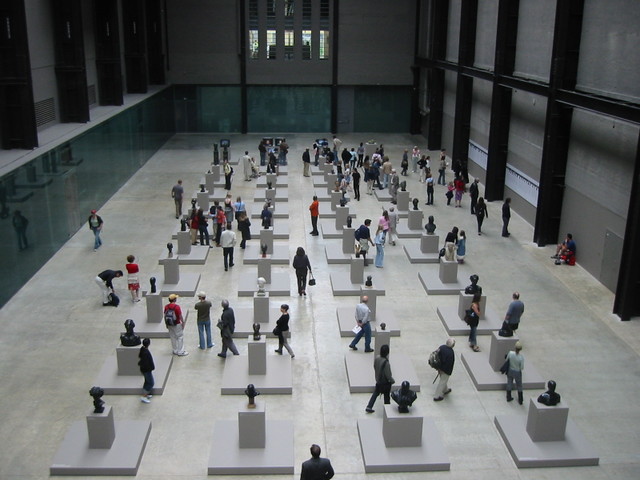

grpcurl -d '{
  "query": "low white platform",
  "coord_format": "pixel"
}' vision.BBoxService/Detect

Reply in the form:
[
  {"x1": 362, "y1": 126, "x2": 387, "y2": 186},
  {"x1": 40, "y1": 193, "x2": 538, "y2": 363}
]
[
  {"x1": 249, "y1": 222, "x2": 289, "y2": 239},
  {"x1": 220, "y1": 355, "x2": 293, "y2": 394},
  {"x1": 50, "y1": 419, "x2": 151, "y2": 476},
  {"x1": 461, "y1": 351, "x2": 546, "y2": 391},
  {"x1": 142, "y1": 272, "x2": 201, "y2": 297},
  {"x1": 158, "y1": 247, "x2": 210, "y2": 265},
  {"x1": 320, "y1": 222, "x2": 344, "y2": 239},
  {"x1": 256, "y1": 178, "x2": 288, "y2": 188},
  {"x1": 317, "y1": 203, "x2": 337, "y2": 218},
  {"x1": 253, "y1": 188, "x2": 289, "y2": 202},
  {"x1": 374, "y1": 189, "x2": 392, "y2": 202},
  {"x1": 396, "y1": 224, "x2": 424, "y2": 238},
  {"x1": 403, "y1": 243, "x2": 439, "y2": 263},
  {"x1": 242, "y1": 244, "x2": 290, "y2": 264},
  {"x1": 325, "y1": 243, "x2": 353, "y2": 264},
  {"x1": 250, "y1": 202, "x2": 289, "y2": 219},
  {"x1": 418, "y1": 269, "x2": 466, "y2": 295},
  {"x1": 234, "y1": 306, "x2": 290, "y2": 338},
  {"x1": 208, "y1": 419, "x2": 294, "y2": 475},
  {"x1": 495, "y1": 410, "x2": 599, "y2": 468},
  {"x1": 437, "y1": 304, "x2": 503, "y2": 335},
  {"x1": 330, "y1": 272, "x2": 386, "y2": 296},
  {"x1": 336, "y1": 306, "x2": 400, "y2": 337},
  {"x1": 125, "y1": 310, "x2": 175, "y2": 339},
  {"x1": 344, "y1": 352, "x2": 420, "y2": 393},
  {"x1": 238, "y1": 272, "x2": 290, "y2": 297},
  {"x1": 94, "y1": 352, "x2": 173, "y2": 395},
  {"x1": 357, "y1": 416, "x2": 450, "y2": 473},
  {"x1": 313, "y1": 190, "x2": 331, "y2": 202}
]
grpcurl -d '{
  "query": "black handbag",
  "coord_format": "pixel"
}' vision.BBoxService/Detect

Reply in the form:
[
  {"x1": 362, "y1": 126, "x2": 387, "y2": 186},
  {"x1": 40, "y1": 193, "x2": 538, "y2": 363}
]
[
  {"x1": 499, "y1": 358, "x2": 510, "y2": 375},
  {"x1": 272, "y1": 326, "x2": 281, "y2": 336},
  {"x1": 308, "y1": 272, "x2": 316, "y2": 286}
]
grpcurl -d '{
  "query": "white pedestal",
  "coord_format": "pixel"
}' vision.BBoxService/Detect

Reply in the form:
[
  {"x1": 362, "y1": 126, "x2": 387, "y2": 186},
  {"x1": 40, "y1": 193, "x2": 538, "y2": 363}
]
[
  {"x1": 259, "y1": 228, "x2": 274, "y2": 254},
  {"x1": 382, "y1": 404, "x2": 423, "y2": 447},
  {"x1": 248, "y1": 336, "x2": 267, "y2": 375},
  {"x1": 350, "y1": 256, "x2": 364, "y2": 284},
  {"x1": 238, "y1": 402, "x2": 266, "y2": 448},
  {"x1": 254, "y1": 293, "x2": 270, "y2": 323},
  {"x1": 526, "y1": 399, "x2": 569, "y2": 441},
  {"x1": 116, "y1": 346, "x2": 141, "y2": 376},
  {"x1": 330, "y1": 191, "x2": 341, "y2": 211},
  {"x1": 342, "y1": 227, "x2": 355, "y2": 253},
  {"x1": 396, "y1": 191, "x2": 410, "y2": 211},
  {"x1": 439, "y1": 259, "x2": 458, "y2": 283},
  {"x1": 197, "y1": 191, "x2": 209, "y2": 211},
  {"x1": 176, "y1": 231, "x2": 191, "y2": 255},
  {"x1": 421, "y1": 234, "x2": 439, "y2": 253},
  {"x1": 87, "y1": 406, "x2": 116, "y2": 449},
  {"x1": 257, "y1": 257, "x2": 272, "y2": 283},
  {"x1": 164, "y1": 258, "x2": 179, "y2": 284},
  {"x1": 335, "y1": 206, "x2": 349, "y2": 229},
  {"x1": 407, "y1": 209, "x2": 423, "y2": 230}
]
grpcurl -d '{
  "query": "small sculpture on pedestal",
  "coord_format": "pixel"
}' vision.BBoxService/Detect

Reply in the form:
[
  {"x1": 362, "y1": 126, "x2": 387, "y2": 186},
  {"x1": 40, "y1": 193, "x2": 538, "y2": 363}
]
[
  {"x1": 346, "y1": 216, "x2": 353, "y2": 228},
  {"x1": 400, "y1": 181, "x2": 407, "y2": 192},
  {"x1": 191, "y1": 198, "x2": 197, "y2": 210},
  {"x1": 261, "y1": 243, "x2": 268, "y2": 258},
  {"x1": 412, "y1": 198, "x2": 419, "y2": 210},
  {"x1": 537, "y1": 380, "x2": 561, "y2": 406},
  {"x1": 150, "y1": 277, "x2": 157, "y2": 294},
  {"x1": 391, "y1": 380, "x2": 418, "y2": 413},
  {"x1": 257, "y1": 277, "x2": 267, "y2": 296},
  {"x1": 200, "y1": 184, "x2": 206, "y2": 193},
  {"x1": 339, "y1": 195, "x2": 347, "y2": 207},
  {"x1": 379, "y1": 322, "x2": 387, "y2": 331},
  {"x1": 252, "y1": 323, "x2": 261, "y2": 341},
  {"x1": 89, "y1": 386, "x2": 105, "y2": 414},
  {"x1": 267, "y1": 181, "x2": 273, "y2": 190},
  {"x1": 167, "y1": 242, "x2": 174, "y2": 258},
  {"x1": 120, "y1": 319, "x2": 142, "y2": 346},
  {"x1": 464, "y1": 274, "x2": 482, "y2": 295},
  {"x1": 245, "y1": 384, "x2": 260, "y2": 409},
  {"x1": 365, "y1": 275, "x2": 373, "y2": 287},
  {"x1": 180, "y1": 218, "x2": 187, "y2": 231},
  {"x1": 425, "y1": 215, "x2": 436, "y2": 234}
]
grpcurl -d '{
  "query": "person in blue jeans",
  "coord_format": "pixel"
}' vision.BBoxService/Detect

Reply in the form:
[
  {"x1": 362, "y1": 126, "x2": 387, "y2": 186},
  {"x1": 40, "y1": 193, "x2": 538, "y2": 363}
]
[
  {"x1": 88, "y1": 210, "x2": 103, "y2": 251},
  {"x1": 374, "y1": 225, "x2": 385, "y2": 268},
  {"x1": 349, "y1": 296, "x2": 374, "y2": 352},
  {"x1": 194, "y1": 291, "x2": 214, "y2": 350},
  {"x1": 138, "y1": 338, "x2": 155, "y2": 403}
]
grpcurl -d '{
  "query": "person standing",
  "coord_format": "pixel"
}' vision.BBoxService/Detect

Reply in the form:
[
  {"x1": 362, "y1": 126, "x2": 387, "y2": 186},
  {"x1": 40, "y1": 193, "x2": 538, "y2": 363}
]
[
  {"x1": 425, "y1": 174, "x2": 435, "y2": 205},
  {"x1": 349, "y1": 296, "x2": 373, "y2": 352},
  {"x1": 352, "y1": 167, "x2": 361, "y2": 201},
  {"x1": 365, "y1": 344, "x2": 394, "y2": 413},
  {"x1": 381, "y1": 158, "x2": 393, "y2": 189},
  {"x1": 95, "y1": 269, "x2": 123, "y2": 305},
  {"x1": 469, "y1": 178, "x2": 480, "y2": 214},
  {"x1": 194, "y1": 291, "x2": 214, "y2": 350},
  {"x1": 355, "y1": 219, "x2": 375, "y2": 266},
  {"x1": 456, "y1": 230, "x2": 466, "y2": 264},
  {"x1": 437, "y1": 151, "x2": 448, "y2": 185},
  {"x1": 454, "y1": 175, "x2": 465, "y2": 208},
  {"x1": 433, "y1": 338, "x2": 455, "y2": 401},
  {"x1": 475, "y1": 197, "x2": 488, "y2": 235},
  {"x1": 374, "y1": 225, "x2": 385, "y2": 268},
  {"x1": 12, "y1": 210, "x2": 29, "y2": 250},
  {"x1": 214, "y1": 205, "x2": 226, "y2": 246},
  {"x1": 164, "y1": 294, "x2": 188, "y2": 356},
  {"x1": 258, "y1": 139, "x2": 267, "y2": 166},
  {"x1": 292, "y1": 247, "x2": 312, "y2": 296},
  {"x1": 411, "y1": 146, "x2": 420, "y2": 173},
  {"x1": 502, "y1": 197, "x2": 511, "y2": 237},
  {"x1": 278, "y1": 139, "x2": 288, "y2": 165},
  {"x1": 300, "y1": 444, "x2": 334, "y2": 480},
  {"x1": 125, "y1": 255, "x2": 141, "y2": 302},
  {"x1": 401, "y1": 149, "x2": 409, "y2": 176},
  {"x1": 138, "y1": 338, "x2": 155, "y2": 404},
  {"x1": 444, "y1": 226, "x2": 458, "y2": 261},
  {"x1": 504, "y1": 292, "x2": 524, "y2": 331},
  {"x1": 171, "y1": 180, "x2": 184, "y2": 219},
  {"x1": 234, "y1": 196, "x2": 246, "y2": 226},
  {"x1": 468, "y1": 293, "x2": 481, "y2": 352},
  {"x1": 220, "y1": 223, "x2": 236, "y2": 271},
  {"x1": 302, "y1": 148, "x2": 311, "y2": 177},
  {"x1": 273, "y1": 304, "x2": 295, "y2": 357},
  {"x1": 332, "y1": 135, "x2": 342, "y2": 154},
  {"x1": 237, "y1": 212, "x2": 251, "y2": 249},
  {"x1": 189, "y1": 211, "x2": 199, "y2": 245},
  {"x1": 357, "y1": 142, "x2": 365, "y2": 166},
  {"x1": 217, "y1": 299, "x2": 239, "y2": 358},
  {"x1": 88, "y1": 209, "x2": 104, "y2": 251},
  {"x1": 196, "y1": 208, "x2": 211, "y2": 247},
  {"x1": 389, "y1": 169, "x2": 400, "y2": 204},
  {"x1": 309, "y1": 196, "x2": 319, "y2": 236},
  {"x1": 506, "y1": 341, "x2": 525, "y2": 404},
  {"x1": 387, "y1": 206, "x2": 399, "y2": 246},
  {"x1": 223, "y1": 159, "x2": 233, "y2": 190}
]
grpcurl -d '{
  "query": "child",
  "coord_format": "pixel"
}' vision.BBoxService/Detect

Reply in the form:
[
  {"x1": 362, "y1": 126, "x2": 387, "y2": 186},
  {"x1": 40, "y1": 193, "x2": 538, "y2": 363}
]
[
  {"x1": 125, "y1": 255, "x2": 140, "y2": 302},
  {"x1": 457, "y1": 230, "x2": 466, "y2": 264},
  {"x1": 138, "y1": 338, "x2": 155, "y2": 403}
]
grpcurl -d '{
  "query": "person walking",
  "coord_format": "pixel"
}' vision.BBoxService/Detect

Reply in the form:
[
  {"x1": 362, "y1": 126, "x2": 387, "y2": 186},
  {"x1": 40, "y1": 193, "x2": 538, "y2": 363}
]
[
  {"x1": 220, "y1": 223, "x2": 236, "y2": 271},
  {"x1": 302, "y1": 148, "x2": 311, "y2": 177},
  {"x1": 349, "y1": 296, "x2": 373, "y2": 352},
  {"x1": 171, "y1": 179, "x2": 184, "y2": 218},
  {"x1": 194, "y1": 291, "x2": 214, "y2": 350},
  {"x1": 300, "y1": 444, "x2": 334, "y2": 480},
  {"x1": 469, "y1": 178, "x2": 480, "y2": 214},
  {"x1": 138, "y1": 338, "x2": 155, "y2": 404},
  {"x1": 355, "y1": 219, "x2": 375, "y2": 266},
  {"x1": 506, "y1": 341, "x2": 525, "y2": 404},
  {"x1": 467, "y1": 293, "x2": 481, "y2": 352},
  {"x1": 454, "y1": 175, "x2": 465, "y2": 208},
  {"x1": 273, "y1": 304, "x2": 295, "y2": 357},
  {"x1": 475, "y1": 197, "x2": 488, "y2": 235},
  {"x1": 292, "y1": 247, "x2": 312, "y2": 296},
  {"x1": 242, "y1": 151, "x2": 252, "y2": 181},
  {"x1": 374, "y1": 225, "x2": 385, "y2": 268},
  {"x1": 502, "y1": 197, "x2": 511, "y2": 237},
  {"x1": 164, "y1": 294, "x2": 188, "y2": 356},
  {"x1": 125, "y1": 255, "x2": 141, "y2": 302},
  {"x1": 433, "y1": 338, "x2": 455, "y2": 401},
  {"x1": 88, "y1": 209, "x2": 104, "y2": 251},
  {"x1": 237, "y1": 212, "x2": 251, "y2": 249},
  {"x1": 309, "y1": 196, "x2": 319, "y2": 236},
  {"x1": 365, "y1": 344, "x2": 394, "y2": 413},
  {"x1": 411, "y1": 146, "x2": 420, "y2": 173},
  {"x1": 217, "y1": 299, "x2": 239, "y2": 358}
]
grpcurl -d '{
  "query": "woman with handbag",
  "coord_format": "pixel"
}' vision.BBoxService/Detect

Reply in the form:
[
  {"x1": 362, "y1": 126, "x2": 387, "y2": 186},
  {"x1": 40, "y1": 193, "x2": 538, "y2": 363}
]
[
  {"x1": 292, "y1": 247, "x2": 312, "y2": 296},
  {"x1": 273, "y1": 304, "x2": 294, "y2": 357}
]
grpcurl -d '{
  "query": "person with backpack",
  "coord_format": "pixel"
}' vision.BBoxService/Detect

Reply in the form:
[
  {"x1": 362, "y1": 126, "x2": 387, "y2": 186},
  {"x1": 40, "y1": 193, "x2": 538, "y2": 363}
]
[
  {"x1": 354, "y1": 219, "x2": 375, "y2": 266},
  {"x1": 164, "y1": 294, "x2": 188, "y2": 356},
  {"x1": 433, "y1": 338, "x2": 455, "y2": 401}
]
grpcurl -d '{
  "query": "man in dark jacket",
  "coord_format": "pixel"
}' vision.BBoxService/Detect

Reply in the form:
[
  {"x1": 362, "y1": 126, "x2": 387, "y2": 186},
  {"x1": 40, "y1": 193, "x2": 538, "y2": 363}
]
[
  {"x1": 95, "y1": 269, "x2": 123, "y2": 305},
  {"x1": 217, "y1": 299, "x2": 239, "y2": 358},
  {"x1": 434, "y1": 338, "x2": 455, "y2": 401},
  {"x1": 502, "y1": 197, "x2": 511, "y2": 237},
  {"x1": 469, "y1": 178, "x2": 479, "y2": 215},
  {"x1": 300, "y1": 444, "x2": 334, "y2": 480}
]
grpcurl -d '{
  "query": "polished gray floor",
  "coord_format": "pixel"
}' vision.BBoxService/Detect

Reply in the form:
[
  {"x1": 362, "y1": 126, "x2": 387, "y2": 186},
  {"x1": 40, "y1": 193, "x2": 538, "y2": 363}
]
[{"x1": 1, "y1": 133, "x2": 639, "y2": 479}]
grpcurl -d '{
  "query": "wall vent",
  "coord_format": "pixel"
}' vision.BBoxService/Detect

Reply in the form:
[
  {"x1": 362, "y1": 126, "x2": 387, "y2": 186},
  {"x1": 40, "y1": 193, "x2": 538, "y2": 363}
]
[{"x1": 34, "y1": 98, "x2": 56, "y2": 127}]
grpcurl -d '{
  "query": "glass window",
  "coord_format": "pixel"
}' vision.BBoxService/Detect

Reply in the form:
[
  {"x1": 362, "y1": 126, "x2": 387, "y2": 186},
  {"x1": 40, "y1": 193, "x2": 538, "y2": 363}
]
[
  {"x1": 319, "y1": 30, "x2": 330, "y2": 59},
  {"x1": 266, "y1": 30, "x2": 276, "y2": 59},
  {"x1": 249, "y1": 30, "x2": 259, "y2": 59},
  {"x1": 284, "y1": 30, "x2": 294, "y2": 60},
  {"x1": 285, "y1": 0, "x2": 294, "y2": 18},
  {"x1": 302, "y1": 30, "x2": 312, "y2": 59}
]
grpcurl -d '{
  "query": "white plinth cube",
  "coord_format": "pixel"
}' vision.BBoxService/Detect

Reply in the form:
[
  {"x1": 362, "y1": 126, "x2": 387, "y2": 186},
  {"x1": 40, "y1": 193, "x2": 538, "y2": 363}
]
[
  {"x1": 488, "y1": 332, "x2": 520, "y2": 371},
  {"x1": 408, "y1": 209, "x2": 423, "y2": 230},
  {"x1": 526, "y1": 398, "x2": 569, "y2": 441},
  {"x1": 146, "y1": 294, "x2": 163, "y2": 323},
  {"x1": 330, "y1": 191, "x2": 341, "y2": 211},
  {"x1": 238, "y1": 402, "x2": 266, "y2": 448},
  {"x1": 439, "y1": 259, "x2": 458, "y2": 283},
  {"x1": 335, "y1": 206, "x2": 349, "y2": 229},
  {"x1": 248, "y1": 337, "x2": 267, "y2": 375},
  {"x1": 342, "y1": 227, "x2": 355, "y2": 254},
  {"x1": 164, "y1": 258, "x2": 179, "y2": 284},
  {"x1": 382, "y1": 404, "x2": 423, "y2": 447},
  {"x1": 257, "y1": 257, "x2": 272, "y2": 283},
  {"x1": 421, "y1": 234, "x2": 439, "y2": 254},
  {"x1": 259, "y1": 228, "x2": 274, "y2": 254},
  {"x1": 116, "y1": 346, "x2": 141, "y2": 376},
  {"x1": 177, "y1": 231, "x2": 191, "y2": 255},
  {"x1": 253, "y1": 293, "x2": 270, "y2": 323},
  {"x1": 350, "y1": 256, "x2": 364, "y2": 284},
  {"x1": 457, "y1": 292, "x2": 487, "y2": 320},
  {"x1": 197, "y1": 192, "x2": 209, "y2": 211},
  {"x1": 87, "y1": 406, "x2": 116, "y2": 449},
  {"x1": 396, "y1": 191, "x2": 410, "y2": 211}
]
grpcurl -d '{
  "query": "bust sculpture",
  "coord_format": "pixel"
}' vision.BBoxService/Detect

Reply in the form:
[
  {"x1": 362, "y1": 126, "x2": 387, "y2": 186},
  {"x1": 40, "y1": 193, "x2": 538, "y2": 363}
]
[
  {"x1": 180, "y1": 218, "x2": 187, "y2": 231},
  {"x1": 379, "y1": 322, "x2": 387, "y2": 331},
  {"x1": 464, "y1": 274, "x2": 482, "y2": 295},
  {"x1": 190, "y1": 198, "x2": 197, "y2": 210},
  {"x1": 346, "y1": 216, "x2": 353, "y2": 228},
  {"x1": 120, "y1": 319, "x2": 141, "y2": 346},
  {"x1": 261, "y1": 243, "x2": 268, "y2": 257},
  {"x1": 537, "y1": 380, "x2": 561, "y2": 406},
  {"x1": 257, "y1": 277, "x2": 266, "y2": 295},
  {"x1": 245, "y1": 384, "x2": 260, "y2": 408},
  {"x1": 252, "y1": 323, "x2": 261, "y2": 341},
  {"x1": 200, "y1": 184, "x2": 206, "y2": 192},
  {"x1": 365, "y1": 275, "x2": 373, "y2": 287},
  {"x1": 391, "y1": 380, "x2": 418, "y2": 413},
  {"x1": 267, "y1": 181, "x2": 273, "y2": 190},
  {"x1": 400, "y1": 181, "x2": 407, "y2": 192},
  {"x1": 150, "y1": 277, "x2": 157, "y2": 294},
  {"x1": 425, "y1": 215, "x2": 436, "y2": 234},
  {"x1": 412, "y1": 198, "x2": 419, "y2": 210},
  {"x1": 89, "y1": 386, "x2": 105, "y2": 414},
  {"x1": 167, "y1": 242, "x2": 174, "y2": 258}
]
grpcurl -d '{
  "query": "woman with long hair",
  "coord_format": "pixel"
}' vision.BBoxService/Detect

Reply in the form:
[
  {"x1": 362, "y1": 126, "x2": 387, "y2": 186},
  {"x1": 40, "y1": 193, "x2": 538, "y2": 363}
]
[{"x1": 292, "y1": 247, "x2": 312, "y2": 296}]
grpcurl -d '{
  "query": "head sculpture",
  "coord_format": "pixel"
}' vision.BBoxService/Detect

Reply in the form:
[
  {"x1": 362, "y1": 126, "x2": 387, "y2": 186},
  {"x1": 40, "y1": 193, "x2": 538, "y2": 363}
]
[
  {"x1": 391, "y1": 380, "x2": 418, "y2": 413},
  {"x1": 191, "y1": 198, "x2": 197, "y2": 210},
  {"x1": 252, "y1": 323, "x2": 261, "y2": 341},
  {"x1": 412, "y1": 198, "x2": 419, "y2": 210},
  {"x1": 89, "y1": 386, "x2": 105, "y2": 414},
  {"x1": 365, "y1": 275, "x2": 373, "y2": 287},
  {"x1": 245, "y1": 384, "x2": 260, "y2": 408},
  {"x1": 537, "y1": 380, "x2": 561, "y2": 406},
  {"x1": 400, "y1": 181, "x2": 407, "y2": 192},
  {"x1": 120, "y1": 319, "x2": 141, "y2": 346},
  {"x1": 167, "y1": 242, "x2": 174, "y2": 257},
  {"x1": 150, "y1": 277, "x2": 157, "y2": 293},
  {"x1": 379, "y1": 322, "x2": 387, "y2": 331},
  {"x1": 464, "y1": 274, "x2": 482, "y2": 295},
  {"x1": 180, "y1": 218, "x2": 187, "y2": 231},
  {"x1": 346, "y1": 216, "x2": 353, "y2": 228},
  {"x1": 261, "y1": 243, "x2": 268, "y2": 257},
  {"x1": 257, "y1": 277, "x2": 266, "y2": 295}
]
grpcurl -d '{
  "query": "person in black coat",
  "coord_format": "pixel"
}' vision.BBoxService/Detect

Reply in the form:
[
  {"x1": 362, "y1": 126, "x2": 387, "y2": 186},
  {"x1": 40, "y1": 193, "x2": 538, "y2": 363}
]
[
  {"x1": 433, "y1": 338, "x2": 455, "y2": 402},
  {"x1": 300, "y1": 444, "x2": 334, "y2": 480},
  {"x1": 292, "y1": 247, "x2": 312, "y2": 296},
  {"x1": 502, "y1": 197, "x2": 511, "y2": 237},
  {"x1": 138, "y1": 338, "x2": 155, "y2": 403}
]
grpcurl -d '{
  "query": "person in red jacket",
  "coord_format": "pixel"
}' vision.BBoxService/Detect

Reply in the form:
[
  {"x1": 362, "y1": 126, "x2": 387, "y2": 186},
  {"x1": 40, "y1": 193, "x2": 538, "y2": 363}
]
[{"x1": 309, "y1": 196, "x2": 319, "y2": 236}]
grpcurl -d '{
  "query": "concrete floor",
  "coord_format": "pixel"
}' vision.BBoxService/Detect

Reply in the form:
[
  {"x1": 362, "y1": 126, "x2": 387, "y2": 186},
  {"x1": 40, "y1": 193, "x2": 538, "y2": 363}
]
[{"x1": 1, "y1": 133, "x2": 639, "y2": 479}]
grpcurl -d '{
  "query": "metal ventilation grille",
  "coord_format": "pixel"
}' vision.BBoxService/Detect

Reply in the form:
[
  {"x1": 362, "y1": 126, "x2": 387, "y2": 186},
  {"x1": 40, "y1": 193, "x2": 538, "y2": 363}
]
[
  {"x1": 87, "y1": 84, "x2": 96, "y2": 105},
  {"x1": 34, "y1": 98, "x2": 56, "y2": 127}
]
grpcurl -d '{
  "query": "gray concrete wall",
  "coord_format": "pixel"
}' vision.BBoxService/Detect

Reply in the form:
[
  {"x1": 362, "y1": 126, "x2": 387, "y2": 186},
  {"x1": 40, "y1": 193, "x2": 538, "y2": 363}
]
[
  {"x1": 513, "y1": 0, "x2": 554, "y2": 82},
  {"x1": 445, "y1": 0, "x2": 460, "y2": 63},
  {"x1": 474, "y1": 0, "x2": 498, "y2": 70},
  {"x1": 26, "y1": 0, "x2": 57, "y2": 112}
]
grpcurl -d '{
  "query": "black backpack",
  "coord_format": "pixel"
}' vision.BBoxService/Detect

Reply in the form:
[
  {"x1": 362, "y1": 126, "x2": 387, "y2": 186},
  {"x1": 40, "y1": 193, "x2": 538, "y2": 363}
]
[
  {"x1": 428, "y1": 349, "x2": 441, "y2": 370},
  {"x1": 354, "y1": 226, "x2": 364, "y2": 241}
]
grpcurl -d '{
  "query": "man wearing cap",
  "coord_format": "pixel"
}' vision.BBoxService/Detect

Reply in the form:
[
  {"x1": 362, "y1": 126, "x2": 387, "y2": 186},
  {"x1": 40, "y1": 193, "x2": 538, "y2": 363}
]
[
  {"x1": 87, "y1": 210, "x2": 103, "y2": 251},
  {"x1": 194, "y1": 291, "x2": 214, "y2": 350},
  {"x1": 217, "y1": 299, "x2": 239, "y2": 358},
  {"x1": 165, "y1": 294, "x2": 188, "y2": 356},
  {"x1": 171, "y1": 179, "x2": 184, "y2": 219}
]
